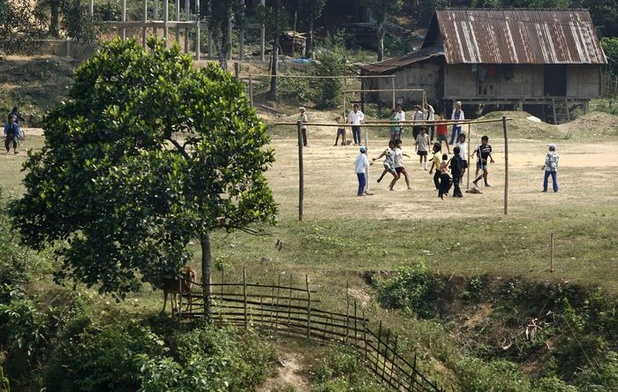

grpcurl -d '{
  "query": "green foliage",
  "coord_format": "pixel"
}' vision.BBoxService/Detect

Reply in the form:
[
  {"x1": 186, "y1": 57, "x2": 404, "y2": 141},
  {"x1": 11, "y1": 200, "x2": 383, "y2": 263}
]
[
  {"x1": 454, "y1": 357, "x2": 531, "y2": 392},
  {"x1": 135, "y1": 324, "x2": 276, "y2": 391},
  {"x1": 44, "y1": 314, "x2": 167, "y2": 391},
  {"x1": 312, "y1": 31, "x2": 347, "y2": 109},
  {"x1": 0, "y1": 0, "x2": 45, "y2": 55},
  {"x1": 61, "y1": 0, "x2": 100, "y2": 44},
  {"x1": 375, "y1": 261, "x2": 444, "y2": 319},
  {"x1": 533, "y1": 376, "x2": 578, "y2": 392},
  {"x1": 10, "y1": 37, "x2": 277, "y2": 299},
  {"x1": 312, "y1": 346, "x2": 383, "y2": 392},
  {"x1": 276, "y1": 72, "x2": 312, "y2": 105}
]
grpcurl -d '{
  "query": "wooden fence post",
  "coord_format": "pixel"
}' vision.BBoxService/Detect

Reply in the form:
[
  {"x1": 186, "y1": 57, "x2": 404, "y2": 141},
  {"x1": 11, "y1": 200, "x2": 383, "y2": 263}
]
[
  {"x1": 306, "y1": 275, "x2": 311, "y2": 339},
  {"x1": 243, "y1": 267, "x2": 248, "y2": 328}
]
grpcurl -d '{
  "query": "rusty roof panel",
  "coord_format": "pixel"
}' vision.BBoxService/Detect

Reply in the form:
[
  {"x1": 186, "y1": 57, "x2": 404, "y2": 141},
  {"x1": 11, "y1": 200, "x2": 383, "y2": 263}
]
[
  {"x1": 360, "y1": 46, "x2": 444, "y2": 74},
  {"x1": 435, "y1": 9, "x2": 606, "y2": 65}
]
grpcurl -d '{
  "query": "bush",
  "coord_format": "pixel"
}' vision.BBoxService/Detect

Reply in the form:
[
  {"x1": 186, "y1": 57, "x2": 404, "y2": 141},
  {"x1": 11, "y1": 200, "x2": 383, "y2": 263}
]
[
  {"x1": 312, "y1": 346, "x2": 382, "y2": 392},
  {"x1": 375, "y1": 261, "x2": 445, "y2": 319},
  {"x1": 454, "y1": 357, "x2": 531, "y2": 392}
]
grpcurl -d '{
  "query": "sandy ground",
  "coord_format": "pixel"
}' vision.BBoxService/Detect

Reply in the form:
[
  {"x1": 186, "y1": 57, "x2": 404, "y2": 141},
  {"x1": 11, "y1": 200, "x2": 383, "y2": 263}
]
[
  {"x1": 264, "y1": 119, "x2": 618, "y2": 221},
  {"x1": 11, "y1": 120, "x2": 618, "y2": 223}
]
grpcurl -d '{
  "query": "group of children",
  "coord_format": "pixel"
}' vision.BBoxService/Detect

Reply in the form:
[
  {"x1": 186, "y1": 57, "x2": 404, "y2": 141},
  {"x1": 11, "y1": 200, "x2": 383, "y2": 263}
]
[{"x1": 355, "y1": 130, "x2": 499, "y2": 199}]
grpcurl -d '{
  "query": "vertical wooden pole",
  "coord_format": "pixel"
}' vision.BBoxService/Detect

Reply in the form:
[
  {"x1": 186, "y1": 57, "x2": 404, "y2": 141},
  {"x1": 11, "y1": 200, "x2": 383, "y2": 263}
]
[
  {"x1": 163, "y1": 0, "x2": 169, "y2": 44},
  {"x1": 466, "y1": 123, "x2": 471, "y2": 189},
  {"x1": 305, "y1": 275, "x2": 311, "y2": 339},
  {"x1": 260, "y1": 0, "x2": 266, "y2": 61},
  {"x1": 376, "y1": 321, "x2": 382, "y2": 373},
  {"x1": 391, "y1": 76, "x2": 395, "y2": 109},
  {"x1": 142, "y1": 0, "x2": 147, "y2": 47},
  {"x1": 249, "y1": 75, "x2": 254, "y2": 108},
  {"x1": 503, "y1": 116, "x2": 509, "y2": 215},
  {"x1": 550, "y1": 232, "x2": 555, "y2": 272},
  {"x1": 345, "y1": 283, "x2": 350, "y2": 343},
  {"x1": 122, "y1": 0, "x2": 127, "y2": 40},
  {"x1": 243, "y1": 267, "x2": 248, "y2": 328},
  {"x1": 175, "y1": 0, "x2": 180, "y2": 42},
  {"x1": 153, "y1": 0, "x2": 158, "y2": 38},
  {"x1": 297, "y1": 121, "x2": 304, "y2": 221},
  {"x1": 195, "y1": 0, "x2": 200, "y2": 60}
]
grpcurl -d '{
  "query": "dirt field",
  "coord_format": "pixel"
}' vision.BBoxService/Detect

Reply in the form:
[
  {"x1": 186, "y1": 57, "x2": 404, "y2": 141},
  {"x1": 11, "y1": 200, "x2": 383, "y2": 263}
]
[
  {"x1": 12, "y1": 110, "x2": 618, "y2": 223},
  {"x1": 263, "y1": 110, "x2": 618, "y2": 221}
]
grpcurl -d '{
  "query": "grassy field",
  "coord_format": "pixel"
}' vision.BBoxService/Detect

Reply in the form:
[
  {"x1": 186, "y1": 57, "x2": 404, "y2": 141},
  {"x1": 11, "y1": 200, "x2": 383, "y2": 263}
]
[{"x1": 3, "y1": 112, "x2": 618, "y2": 390}]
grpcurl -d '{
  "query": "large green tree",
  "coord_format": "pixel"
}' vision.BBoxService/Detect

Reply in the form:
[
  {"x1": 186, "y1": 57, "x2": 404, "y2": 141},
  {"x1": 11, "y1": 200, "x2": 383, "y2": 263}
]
[
  {"x1": 0, "y1": 0, "x2": 45, "y2": 54},
  {"x1": 10, "y1": 38, "x2": 278, "y2": 314}
]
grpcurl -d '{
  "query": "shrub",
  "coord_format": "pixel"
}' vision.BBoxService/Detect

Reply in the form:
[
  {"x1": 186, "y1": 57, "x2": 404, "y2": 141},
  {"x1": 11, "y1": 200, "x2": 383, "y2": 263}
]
[
  {"x1": 312, "y1": 346, "x2": 382, "y2": 392},
  {"x1": 375, "y1": 261, "x2": 444, "y2": 319}
]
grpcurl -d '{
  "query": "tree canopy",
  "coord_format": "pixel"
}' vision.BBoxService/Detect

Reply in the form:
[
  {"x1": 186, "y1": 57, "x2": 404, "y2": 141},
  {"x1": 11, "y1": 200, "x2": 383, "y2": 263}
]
[{"x1": 10, "y1": 37, "x2": 278, "y2": 300}]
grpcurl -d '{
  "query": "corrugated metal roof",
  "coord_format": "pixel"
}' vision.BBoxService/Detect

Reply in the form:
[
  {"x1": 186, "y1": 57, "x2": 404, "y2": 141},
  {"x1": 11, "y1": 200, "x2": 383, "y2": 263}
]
[
  {"x1": 360, "y1": 46, "x2": 444, "y2": 74},
  {"x1": 435, "y1": 9, "x2": 607, "y2": 65}
]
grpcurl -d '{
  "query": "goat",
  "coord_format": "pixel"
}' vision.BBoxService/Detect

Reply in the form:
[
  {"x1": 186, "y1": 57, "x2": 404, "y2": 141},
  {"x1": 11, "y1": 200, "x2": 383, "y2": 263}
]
[{"x1": 160, "y1": 266, "x2": 198, "y2": 314}]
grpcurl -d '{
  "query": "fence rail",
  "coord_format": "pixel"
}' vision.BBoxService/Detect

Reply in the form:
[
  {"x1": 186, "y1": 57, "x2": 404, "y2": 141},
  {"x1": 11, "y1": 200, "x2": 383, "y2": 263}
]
[{"x1": 175, "y1": 269, "x2": 444, "y2": 392}]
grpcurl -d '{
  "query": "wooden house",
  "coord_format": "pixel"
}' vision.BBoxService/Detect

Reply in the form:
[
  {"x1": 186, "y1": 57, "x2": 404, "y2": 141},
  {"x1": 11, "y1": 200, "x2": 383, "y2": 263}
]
[{"x1": 359, "y1": 9, "x2": 607, "y2": 123}]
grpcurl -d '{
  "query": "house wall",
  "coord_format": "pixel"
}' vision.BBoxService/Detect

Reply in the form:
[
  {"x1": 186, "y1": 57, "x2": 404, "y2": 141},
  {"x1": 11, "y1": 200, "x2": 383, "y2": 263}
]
[
  {"x1": 364, "y1": 63, "x2": 441, "y2": 105},
  {"x1": 363, "y1": 63, "x2": 601, "y2": 106},
  {"x1": 567, "y1": 65, "x2": 601, "y2": 97},
  {"x1": 443, "y1": 64, "x2": 601, "y2": 100}
]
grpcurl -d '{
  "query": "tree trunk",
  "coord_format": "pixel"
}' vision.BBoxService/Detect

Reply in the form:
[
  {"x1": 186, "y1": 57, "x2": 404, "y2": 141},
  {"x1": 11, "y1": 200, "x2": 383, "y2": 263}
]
[
  {"x1": 305, "y1": 18, "x2": 314, "y2": 58},
  {"x1": 377, "y1": 23, "x2": 385, "y2": 61},
  {"x1": 50, "y1": 0, "x2": 60, "y2": 38},
  {"x1": 200, "y1": 233, "x2": 212, "y2": 317},
  {"x1": 268, "y1": 0, "x2": 281, "y2": 100}
]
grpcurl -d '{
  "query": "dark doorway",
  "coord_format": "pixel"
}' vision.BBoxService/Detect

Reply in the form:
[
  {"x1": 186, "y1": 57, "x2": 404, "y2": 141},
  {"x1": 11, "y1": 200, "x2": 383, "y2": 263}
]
[{"x1": 544, "y1": 65, "x2": 567, "y2": 96}]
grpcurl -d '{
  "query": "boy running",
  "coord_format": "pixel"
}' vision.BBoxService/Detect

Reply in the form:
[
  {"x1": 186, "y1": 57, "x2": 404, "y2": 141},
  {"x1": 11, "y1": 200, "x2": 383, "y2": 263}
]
[{"x1": 472, "y1": 135, "x2": 495, "y2": 188}]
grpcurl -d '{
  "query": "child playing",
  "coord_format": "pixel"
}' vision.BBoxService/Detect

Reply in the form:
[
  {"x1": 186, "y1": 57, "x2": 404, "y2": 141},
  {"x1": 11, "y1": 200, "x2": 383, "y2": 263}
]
[
  {"x1": 542, "y1": 143, "x2": 559, "y2": 192},
  {"x1": 472, "y1": 135, "x2": 494, "y2": 188},
  {"x1": 455, "y1": 133, "x2": 468, "y2": 181},
  {"x1": 435, "y1": 113, "x2": 450, "y2": 154},
  {"x1": 438, "y1": 154, "x2": 452, "y2": 200},
  {"x1": 334, "y1": 115, "x2": 347, "y2": 146},
  {"x1": 449, "y1": 146, "x2": 464, "y2": 198},
  {"x1": 354, "y1": 146, "x2": 370, "y2": 196},
  {"x1": 388, "y1": 139, "x2": 412, "y2": 191},
  {"x1": 428, "y1": 142, "x2": 443, "y2": 190},
  {"x1": 372, "y1": 140, "x2": 397, "y2": 183},
  {"x1": 415, "y1": 126, "x2": 430, "y2": 170}
]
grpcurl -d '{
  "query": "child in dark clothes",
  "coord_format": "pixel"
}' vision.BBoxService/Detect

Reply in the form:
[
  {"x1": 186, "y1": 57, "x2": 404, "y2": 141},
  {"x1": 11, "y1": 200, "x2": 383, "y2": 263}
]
[
  {"x1": 438, "y1": 153, "x2": 452, "y2": 200},
  {"x1": 449, "y1": 146, "x2": 464, "y2": 198}
]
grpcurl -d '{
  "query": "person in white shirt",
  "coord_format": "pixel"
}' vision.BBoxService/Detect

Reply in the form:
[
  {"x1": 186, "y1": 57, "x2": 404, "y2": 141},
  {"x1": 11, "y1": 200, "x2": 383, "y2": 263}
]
[
  {"x1": 455, "y1": 133, "x2": 469, "y2": 181},
  {"x1": 395, "y1": 104, "x2": 405, "y2": 140},
  {"x1": 348, "y1": 104, "x2": 365, "y2": 146},
  {"x1": 449, "y1": 101, "x2": 465, "y2": 145},
  {"x1": 354, "y1": 146, "x2": 370, "y2": 196},
  {"x1": 412, "y1": 105, "x2": 424, "y2": 140},
  {"x1": 425, "y1": 103, "x2": 435, "y2": 141},
  {"x1": 415, "y1": 127, "x2": 431, "y2": 170}
]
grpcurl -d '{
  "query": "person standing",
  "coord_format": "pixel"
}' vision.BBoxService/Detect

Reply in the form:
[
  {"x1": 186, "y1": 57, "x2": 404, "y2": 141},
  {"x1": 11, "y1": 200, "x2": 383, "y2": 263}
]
[
  {"x1": 415, "y1": 126, "x2": 430, "y2": 170},
  {"x1": 542, "y1": 144, "x2": 559, "y2": 192},
  {"x1": 412, "y1": 105, "x2": 424, "y2": 140},
  {"x1": 435, "y1": 113, "x2": 450, "y2": 154},
  {"x1": 333, "y1": 115, "x2": 347, "y2": 146},
  {"x1": 438, "y1": 154, "x2": 452, "y2": 200},
  {"x1": 449, "y1": 101, "x2": 465, "y2": 145},
  {"x1": 354, "y1": 146, "x2": 370, "y2": 196},
  {"x1": 389, "y1": 109, "x2": 399, "y2": 142},
  {"x1": 472, "y1": 135, "x2": 495, "y2": 188},
  {"x1": 9, "y1": 106, "x2": 25, "y2": 124},
  {"x1": 455, "y1": 133, "x2": 468, "y2": 181},
  {"x1": 298, "y1": 107, "x2": 308, "y2": 147},
  {"x1": 449, "y1": 146, "x2": 464, "y2": 198},
  {"x1": 425, "y1": 103, "x2": 435, "y2": 142},
  {"x1": 4, "y1": 115, "x2": 21, "y2": 154},
  {"x1": 348, "y1": 104, "x2": 364, "y2": 146},
  {"x1": 395, "y1": 104, "x2": 405, "y2": 140}
]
